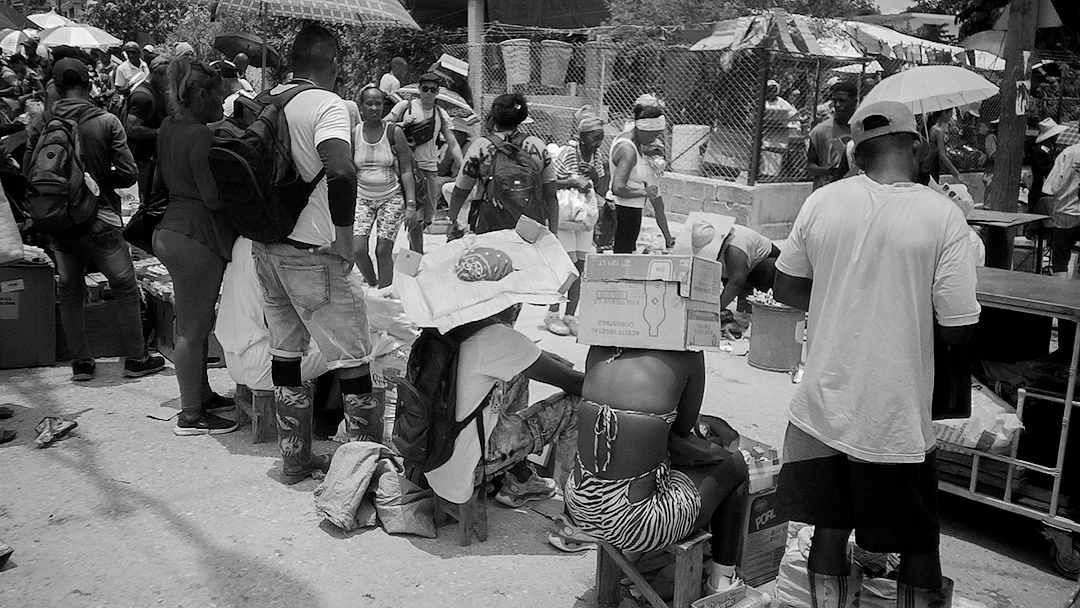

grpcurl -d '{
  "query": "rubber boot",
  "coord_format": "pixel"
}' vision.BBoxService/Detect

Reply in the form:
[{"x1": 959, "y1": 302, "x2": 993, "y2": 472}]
[
  {"x1": 343, "y1": 391, "x2": 385, "y2": 444},
  {"x1": 897, "y1": 576, "x2": 953, "y2": 608},
  {"x1": 808, "y1": 569, "x2": 863, "y2": 608},
  {"x1": 275, "y1": 384, "x2": 331, "y2": 485}
]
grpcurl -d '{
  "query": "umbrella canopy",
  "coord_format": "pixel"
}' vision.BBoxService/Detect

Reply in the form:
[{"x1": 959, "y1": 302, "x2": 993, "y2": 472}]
[
  {"x1": 0, "y1": 5, "x2": 39, "y2": 32},
  {"x1": 217, "y1": 0, "x2": 418, "y2": 29},
  {"x1": 39, "y1": 24, "x2": 121, "y2": 50},
  {"x1": 0, "y1": 28, "x2": 28, "y2": 56},
  {"x1": 1058, "y1": 121, "x2": 1080, "y2": 149},
  {"x1": 214, "y1": 33, "x2": 280, "y2": 68},
  {"x1": 28, "y1": 9, "x2": 76, "y2": 29},
  {"x1": 859, "y1": 65, "x2": 999, "y2": 116},
  {"x1": 391, "y1": 85, "x2": 479, "y2": 126}
]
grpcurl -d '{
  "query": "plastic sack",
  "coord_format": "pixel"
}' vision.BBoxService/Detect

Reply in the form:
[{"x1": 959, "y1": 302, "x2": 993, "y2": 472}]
[
  {"x1": 0, "y1": 187, "x2": 22, "y2": 265},
  {"x1": 934, "y1": 382, "x2": 1023, "y2": 454},
  {"x1": 373, "y1": 457, "x2": 436, "y2": 538},
  {"x1": 556, "y1": 187, "x2": 598, "y2": 231},
  {"x1": 775, "y1": 522, "x2": 898, "y2": 608},
  {"x1": 365, "y1": 288, "x2": 419, "y2": 346}
]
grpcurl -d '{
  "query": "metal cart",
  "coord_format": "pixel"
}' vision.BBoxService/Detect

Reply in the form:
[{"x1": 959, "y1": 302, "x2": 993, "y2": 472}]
[{"x1": 937, "y1": 267, "x2": 1080, "y2": 576}]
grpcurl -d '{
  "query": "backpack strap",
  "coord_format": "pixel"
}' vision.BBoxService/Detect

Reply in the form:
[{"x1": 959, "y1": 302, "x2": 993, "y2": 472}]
[{"x1": 268, "y1": 82, "x2": 328, "y2": 183}]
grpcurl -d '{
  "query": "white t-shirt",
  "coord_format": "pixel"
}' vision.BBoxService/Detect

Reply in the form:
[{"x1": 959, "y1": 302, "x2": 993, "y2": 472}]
[
  {"x1": 273, "y1": 83, "x2": 352, "y2": 247},
  {"x1": 389, "y1": 99, "x2": 448, "y2": 172},
  {"x1": 424, "y1": 324, "x2": 541, "y2": 504},
  {"x1": 379, "y1": 73, "x2": 401, "y2": 96},
  {"x1": 222, "y1": 89, "x2": 255, "y2": 118},
  {"x1": 114, "y1": 59, "x2": 148, "y2": 90},
  {"x1": 776, "y1": 174, "x2": 980, "y2": 464}
]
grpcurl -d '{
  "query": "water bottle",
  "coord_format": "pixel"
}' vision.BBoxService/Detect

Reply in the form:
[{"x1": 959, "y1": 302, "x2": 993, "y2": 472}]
[{"x1": 730, "y1": 592, "x2": 771, "y2": 608}]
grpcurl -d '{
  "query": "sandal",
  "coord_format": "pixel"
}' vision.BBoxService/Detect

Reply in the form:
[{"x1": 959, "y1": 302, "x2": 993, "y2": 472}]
[{"x1": 547, "y1": 514, "x2": 596, "y2": 553}]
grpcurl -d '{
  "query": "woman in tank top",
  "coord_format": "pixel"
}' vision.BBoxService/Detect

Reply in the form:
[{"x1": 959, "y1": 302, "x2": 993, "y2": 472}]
[
  {"x1": 353, "y1": 86, "x2": 416, "y2": 288},
  {"x1": 610, "y1": 102, "x2": 675, "y2": 253}
]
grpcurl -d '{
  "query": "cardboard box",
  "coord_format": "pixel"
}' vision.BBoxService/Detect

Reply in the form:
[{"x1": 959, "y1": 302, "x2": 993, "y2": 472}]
[
  {"x1": 691, "y1": 584, "x2": 769, "y2": 608},
  {"x1": 737, "y1": 437, "x2": 788, "y2": 588},
  {"x1": 150, "y1": 294, "x2": 225, "y2": 368},
  {"x1": 577, "y1": 253, "x2": 725, "y2": 351},
  {"x1": 0, "y1": 262, "x2": 56, "y2": 369}
]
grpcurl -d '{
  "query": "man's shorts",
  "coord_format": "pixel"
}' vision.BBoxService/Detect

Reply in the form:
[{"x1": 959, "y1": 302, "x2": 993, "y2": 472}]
[
  {"x1": 776, "y1": 423, "x2": 940, "y2": 554},
  {"x1": 1051, "y1": 224, "x2": 1080, "y2": 273}
]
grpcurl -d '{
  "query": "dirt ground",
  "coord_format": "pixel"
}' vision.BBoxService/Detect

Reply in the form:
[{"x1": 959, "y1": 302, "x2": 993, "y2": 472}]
[{"x1": 1, "y1": 225, "x2": 1077, "y2": 607}]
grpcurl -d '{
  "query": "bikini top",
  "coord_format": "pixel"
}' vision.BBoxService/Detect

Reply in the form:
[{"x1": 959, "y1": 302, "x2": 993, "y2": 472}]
[{"x1": 590, "y1": 400, "x2": 678, "y2": 474}]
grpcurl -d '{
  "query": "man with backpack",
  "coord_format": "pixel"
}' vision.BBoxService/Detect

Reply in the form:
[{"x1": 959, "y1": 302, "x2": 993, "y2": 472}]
[
  {"x1": 26, "y1": 58, "x2": 164, "y2": 381},
  {"x1": 125, "y1": 54, "x2": 169, "y2": 208},
  {"x1": 387, "y1": 72, "x2": 463, "y2": 254},
  {"x1": 247, "y1": 25, "x2": 378, "y2": 485}
]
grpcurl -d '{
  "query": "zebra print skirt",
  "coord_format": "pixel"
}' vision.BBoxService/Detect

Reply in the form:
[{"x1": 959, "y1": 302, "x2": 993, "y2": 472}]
[{"x1": 564, "y1": 458, "x2": 701, "y2": 553}]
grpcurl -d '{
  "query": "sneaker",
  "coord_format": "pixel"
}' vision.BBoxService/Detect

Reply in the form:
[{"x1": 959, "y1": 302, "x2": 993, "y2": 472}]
[
  {"x1": 202, "y1": 393, "x2": 235, "y2": 413},
  {"x1": 544, "y1": 311, "x2": 571, "y2": 336},
  {"x1": 71, "y1": 359, "x2": 95, "y2": 382},
  {"x1": 703, "y1": 571, "x2": 743, "y2": 596},
  {"x1": 495, "y1": 468, "x2": 557, "y2": 508},
  {"x1": 123, "y1": 354, "x2": 165, "y2": 378},
  {"x1": 548, "y1": 514, "x2": 595, "y2": 552},
  {"x1": 173, "y1": 412, "x2": 239, "y2": 436},
  {"x1": 563, "y1": 315, "x2": 579, "y2": 336}
]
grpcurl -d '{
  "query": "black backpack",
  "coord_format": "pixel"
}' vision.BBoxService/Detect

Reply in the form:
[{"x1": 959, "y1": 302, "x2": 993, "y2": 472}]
[
  {"x1": 393, "y1": 319, "x2": 496, "y2": 472},
  {"x1": 473, "y1": 132, "x2": 547, "y2": 234},
  {"x1": 25, "y1": 109, "x2": 105, "y2": 236},
  {"x1": 207, "y1": 83, "x2": 325, "y2": 243}
]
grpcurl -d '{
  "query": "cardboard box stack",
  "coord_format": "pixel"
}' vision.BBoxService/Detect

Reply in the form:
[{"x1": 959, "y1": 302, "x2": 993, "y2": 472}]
[
  {"x1": 737, "y1": 436, "x2": 787, "y2": 588},
  {"x1": 0, "y1": 260, "x2": 56, "y2": 368}
]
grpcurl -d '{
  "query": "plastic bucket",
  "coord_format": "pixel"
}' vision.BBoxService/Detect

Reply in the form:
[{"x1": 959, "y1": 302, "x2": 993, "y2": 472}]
[
  {"x1": 540, "y1": 39, "x2": 573, "y2": 87},
  {"x1": 670, "y1": 125, "x2": 710, "y2": 176},
  {"x1": 748, "y1": 303, "x2": 804, "y2": 372},
  {"x1": 500, "y1": 38, "x2": 532, "y2": 86}
]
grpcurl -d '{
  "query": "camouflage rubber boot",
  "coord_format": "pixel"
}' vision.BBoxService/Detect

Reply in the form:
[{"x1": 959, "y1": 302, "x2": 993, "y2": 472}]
[
  {"x1": 897, "y1": 576, "x2": 953, "y2": 608},
  {"x1": 275, "y1": 383, "x2": 331, "y2": 485},
  {"x1": 343, "y1": 391, "x2": 386, "y2": 444}
]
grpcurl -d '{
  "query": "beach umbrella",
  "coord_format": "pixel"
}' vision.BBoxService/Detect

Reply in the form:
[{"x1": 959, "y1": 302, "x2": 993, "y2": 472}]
[
  {"x1": 39, "y1": 24, "x2": 121, "y2": 50},
  {"x1": 394, "y1": 84, "x2": 474, "y2": 114},
  {"x1": 213, "y1": 33, "x2": 280, "y2": 68},
  {"x1": 859, "y1": 65, "x2": 999, "y2": 116},
  {"x1": 28, "y1": 9, "x2": 76, "y2": 29},
  {"x1": 0, "y1": 29, "x2": 29, "y2": 56},
  {"x1": 215, "y1": 0, "x2": 418, "y2": 29},
  {"x1": 0, "y1": 6, "x2": 39, "y2": 32}
]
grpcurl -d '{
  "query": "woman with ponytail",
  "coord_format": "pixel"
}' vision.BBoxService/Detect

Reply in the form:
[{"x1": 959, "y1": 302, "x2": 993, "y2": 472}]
[{"x1": 152, "y1": 57, "x2": 238, "y2": 436}]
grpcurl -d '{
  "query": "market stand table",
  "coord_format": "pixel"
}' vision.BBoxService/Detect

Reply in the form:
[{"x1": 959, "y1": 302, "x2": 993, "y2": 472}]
[
  {"x1": 939, "y1": 267, "x2": 1080, "y2": 574},
  {"x1": 966, "y1": 209, "x2": 1049, "y2": 272}
]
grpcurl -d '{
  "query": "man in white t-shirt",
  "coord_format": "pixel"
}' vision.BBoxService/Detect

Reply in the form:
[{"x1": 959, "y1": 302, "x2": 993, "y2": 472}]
[
  {"x1": 379, "y1": 56, "x2": 406, "y2": 96},
  {"x1": 424, "y1": 311, "x2": 583, "y2": 510},
  {"x1": 250, "y1": 25, "x2": 379, "y2": 486},
  {"x1": 773, "y1": 101, "x2": 980, "y2": 608},
  {"x1": 113, "y1": 41, "x2": 148, "y2": 95}
]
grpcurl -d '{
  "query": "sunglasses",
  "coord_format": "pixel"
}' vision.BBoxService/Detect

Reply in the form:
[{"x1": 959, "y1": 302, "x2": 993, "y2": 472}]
[{"x1": 420, "y1": 85, "x2": 438, "y2": 93}]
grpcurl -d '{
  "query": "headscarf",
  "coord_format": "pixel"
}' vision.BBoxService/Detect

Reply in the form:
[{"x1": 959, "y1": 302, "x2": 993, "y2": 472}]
[{"x1": 574, "y1": 104, "x2": 603, "y2": 133}]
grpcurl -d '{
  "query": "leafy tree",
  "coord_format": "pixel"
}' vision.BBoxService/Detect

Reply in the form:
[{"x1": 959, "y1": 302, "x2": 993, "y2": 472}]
[
  {"x1": 906, "y1": 0, "x2": 971, "y2": 13},
  {"x1": 604, "y1": 0, "x2": 877, "y2": 27},
  {"x1": 82, "y1": 0, "x2": 187, "y2": 44}
]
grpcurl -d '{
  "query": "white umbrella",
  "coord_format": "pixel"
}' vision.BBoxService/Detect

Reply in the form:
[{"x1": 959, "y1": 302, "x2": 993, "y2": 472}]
[
  {"x1": 0, "y1": 28, "x2": 28, "y2": 56},
  {"x1": 39, "y1": 24, "x2": 121, "y2": 50},
  {"x1": 859, "y1": 65, "x2": 999, "y2": 116},
  {"x1": 216, "y1": 0, "x2": 418, "y2": 29},
  {"x1": 28, "y1": 9, "x2": 77, "y2": 29}
]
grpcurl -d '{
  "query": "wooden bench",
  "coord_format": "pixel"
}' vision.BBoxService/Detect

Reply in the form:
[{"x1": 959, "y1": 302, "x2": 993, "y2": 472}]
[
  {"x1": 596, "y1": 530, "x2": 712, "y2": 608},
  {"x1": 233, "y1": 385, "x2": 276, "y2": 444},
  {"x1": 433, "y1": 464, "x2": 489, "y2": 546}
]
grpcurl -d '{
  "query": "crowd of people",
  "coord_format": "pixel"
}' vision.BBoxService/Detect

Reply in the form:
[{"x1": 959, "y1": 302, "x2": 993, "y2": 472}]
[{"x1": 25, "y1": 20, "x2": 1080, "y2": 608}]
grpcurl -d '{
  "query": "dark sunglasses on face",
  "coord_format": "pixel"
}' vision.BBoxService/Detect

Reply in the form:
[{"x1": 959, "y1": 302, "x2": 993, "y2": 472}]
[{"x1": 420, "y1": 85, "x2": 438, "y2": 93}]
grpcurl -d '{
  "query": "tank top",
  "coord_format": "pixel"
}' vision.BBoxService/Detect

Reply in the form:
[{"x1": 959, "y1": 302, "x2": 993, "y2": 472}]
[
  {"x1": 610, "y1": 135, "x2": 651, "y2": 209},
  {"x1": 354, "y1": 122, "x2": 400, "y2": 200}
]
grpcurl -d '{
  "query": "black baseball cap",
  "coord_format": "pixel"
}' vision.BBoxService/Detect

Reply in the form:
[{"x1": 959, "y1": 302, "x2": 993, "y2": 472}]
[
  {"x1": 418, "y1": 72, "x2": 442, "y2": 86},
  {"x1": 52, "y1": 58, "x2": 90, "y2": 84}
]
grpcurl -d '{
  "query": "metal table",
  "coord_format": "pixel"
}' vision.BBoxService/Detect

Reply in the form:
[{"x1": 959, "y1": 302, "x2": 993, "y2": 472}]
[
  {"x1": 938, "y1": 267, "x2": 1080, "y2": 574},
  {"x1": 966, "y1": 210, "x2": 1049, "y2": 272}
]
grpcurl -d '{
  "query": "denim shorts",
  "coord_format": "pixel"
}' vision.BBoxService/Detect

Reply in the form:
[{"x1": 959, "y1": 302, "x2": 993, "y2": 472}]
[{"x1": 252, "y1": 241, "x2": 371, "y2": 370}]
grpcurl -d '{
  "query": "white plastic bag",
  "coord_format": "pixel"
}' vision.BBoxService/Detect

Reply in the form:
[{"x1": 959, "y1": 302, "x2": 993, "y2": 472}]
[
  {"x1": 557, "y1": 187, "x2": 598, "y2": 231},
  {"x1": 935, "y1": 382, "x2": 1023, "y2": 453},
  {"x1": 0, "y1": 188, "x2": 23, "y2": 265}
]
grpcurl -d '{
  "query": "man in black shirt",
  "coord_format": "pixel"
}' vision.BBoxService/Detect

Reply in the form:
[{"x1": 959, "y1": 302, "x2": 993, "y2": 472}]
[{"x1": 125, "y1": 54, "x2": 169, "y2": 207}]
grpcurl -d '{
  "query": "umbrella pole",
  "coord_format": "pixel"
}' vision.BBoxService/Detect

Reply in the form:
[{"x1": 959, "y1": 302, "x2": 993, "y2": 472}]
[{"x1": 261, "y1": 1, "x2": 268, "y2": 92}]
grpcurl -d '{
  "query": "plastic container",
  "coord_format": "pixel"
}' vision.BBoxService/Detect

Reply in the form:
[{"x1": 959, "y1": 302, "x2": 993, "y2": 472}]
[
  {"x1": 748, "y1": 302, "x2": 804, "y2": 372},
  {"x1": 540, "y1": 39, "x2": 573, "y2": 87},
  {"x1": 500, "y1": 38, "x2": 531, "y2": 86},
  {"x1": 671, "y1": 124, "x2": 711, "y2": 176}
]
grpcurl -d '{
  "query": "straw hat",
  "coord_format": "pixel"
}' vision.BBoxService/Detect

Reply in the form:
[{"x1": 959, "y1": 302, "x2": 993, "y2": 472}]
[{"x1": 1036, "y1": 118, "x2": 1068, "y2": 143}]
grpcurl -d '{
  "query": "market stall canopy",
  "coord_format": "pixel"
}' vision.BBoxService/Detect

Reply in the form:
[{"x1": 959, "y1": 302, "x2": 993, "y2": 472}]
[
  {"x1": 28, "y1": 9, "x2": 76, "y2": 29},
  {"x1": 216, "y1": 0, "x2": 418, "y2": 29},
  {"x1": 213, "y1": 33, "x2": 280, "y2": 68},
  {"x1": 834, "y1": 59, "x2": 883, "y2": 74},
  {"x1": 859, "y1": 65, "x2": 999, "y2": 116},
  {"x1": 39, "y1": 24, "x2": 121, "y2": 50},
  {"x1": 0, "y1": 6, "x2": 39, "y2": 32}
]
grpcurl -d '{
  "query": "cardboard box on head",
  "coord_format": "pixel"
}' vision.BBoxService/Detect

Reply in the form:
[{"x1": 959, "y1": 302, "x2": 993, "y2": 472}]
[{"x1": 672, "y1": 212, "x2": 737, "y2": 262}]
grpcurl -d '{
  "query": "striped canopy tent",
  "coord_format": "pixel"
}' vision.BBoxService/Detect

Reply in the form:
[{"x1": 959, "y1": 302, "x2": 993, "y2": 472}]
[{"x1": 216, "y1": 0, "x2": 418, "y2": 28}]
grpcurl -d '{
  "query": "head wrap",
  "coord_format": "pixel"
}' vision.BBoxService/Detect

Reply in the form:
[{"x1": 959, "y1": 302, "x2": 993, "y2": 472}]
[
  {"x1": 574, "y1": 104, "x2": 604, "y2": 133},
  {"x1": 635, "y1": 115, "x2": 667, "y2": 132},
  {"x1": 634, "y1": 93, "x2": 663, "y2": 110}
]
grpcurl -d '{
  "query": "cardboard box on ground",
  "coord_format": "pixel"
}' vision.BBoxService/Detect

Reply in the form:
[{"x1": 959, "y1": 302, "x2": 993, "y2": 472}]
[
  {"x1": 737, "y1": 436, "x2": 788, "y2": 589},
  {"x1": 0, "y1": 261, "x2": 55, "y2": 369}
]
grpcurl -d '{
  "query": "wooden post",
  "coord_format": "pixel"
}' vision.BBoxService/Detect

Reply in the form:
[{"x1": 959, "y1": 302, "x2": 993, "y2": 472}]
[
  {"x1": 987, "y1": 0, "x2": 1040, "y2": 213},
  {"x1": 747, "y1": 49, "x2": 771, "y2": 186},
  {"x1": 467, "y1": 0, "x2": 484, "y2": 117}
]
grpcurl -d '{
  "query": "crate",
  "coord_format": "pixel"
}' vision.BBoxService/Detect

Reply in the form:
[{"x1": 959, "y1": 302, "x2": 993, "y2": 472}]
[{"x1": 0, "y1": 262, "x2": 55, "y2": 369}]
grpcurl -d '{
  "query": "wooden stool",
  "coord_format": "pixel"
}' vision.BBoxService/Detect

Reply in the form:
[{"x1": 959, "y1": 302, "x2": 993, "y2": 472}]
[
  {"x1": 596, "y1": 530, "x2": 712, "y2": 608},
  {"x1": 433, "y1": 464, "x2": 488, "y2": 546},
  {"x1": 233, "y1": 385, "x2": 277, "y2": 444}
]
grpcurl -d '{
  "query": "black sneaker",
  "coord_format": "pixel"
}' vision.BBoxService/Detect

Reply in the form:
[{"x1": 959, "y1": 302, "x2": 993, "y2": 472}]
[
  {"x1": 173, "y1": 412, "x2": 239, "y2": 436},
  {"x1": 123, "y1": 354, "x2": 165, "y2": 378},
  {"x1": 202, "y1": 393, "x2": 236, "y2": 413},
  {"x1": 71, "y1": 359, "x2": 95, "y2": 382}
]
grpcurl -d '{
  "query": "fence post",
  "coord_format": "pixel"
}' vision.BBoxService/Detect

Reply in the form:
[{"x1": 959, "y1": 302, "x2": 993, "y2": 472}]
[
  {"x1": 467, "y1": 0, "x2": 484, "y2": 117},
  {"x1": 747, "y1": 49, "x2": 771, "y2": 187},
  {"x1": 811, "y1": 58, "x2": 821, "y2": 126}
]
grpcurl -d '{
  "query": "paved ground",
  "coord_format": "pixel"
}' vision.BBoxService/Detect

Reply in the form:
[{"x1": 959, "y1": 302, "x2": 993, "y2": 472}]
[{"x1": 0, "y1": 224, "x2": 1077, "y2": 607}]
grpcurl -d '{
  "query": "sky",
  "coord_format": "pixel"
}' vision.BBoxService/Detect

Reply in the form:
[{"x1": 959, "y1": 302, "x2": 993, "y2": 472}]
[{"x1": 874, "y1": 0, "x2": 911, "y2": 14}]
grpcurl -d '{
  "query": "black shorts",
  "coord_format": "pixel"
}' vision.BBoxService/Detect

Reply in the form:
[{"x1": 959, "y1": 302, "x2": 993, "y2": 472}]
[{"x1": 776, "y1": 424, "x2": 940, "y2": 554}]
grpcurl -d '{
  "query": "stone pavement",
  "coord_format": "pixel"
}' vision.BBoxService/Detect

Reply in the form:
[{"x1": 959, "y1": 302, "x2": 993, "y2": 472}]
[{"x1": 0, "y1": 223, "x2": 1075, "y2": 607}]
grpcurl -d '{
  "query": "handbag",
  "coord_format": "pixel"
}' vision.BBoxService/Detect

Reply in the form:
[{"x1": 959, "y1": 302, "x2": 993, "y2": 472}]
[
  {"x1": 123, "y1": 163, "x2": 168, "y2": 255},
  {"x1": 557, "y1": 186, "x2": 599, "y2": 231},
  {"x1": 401, "y1": 101, "x2": 439, "y2": 149}
]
